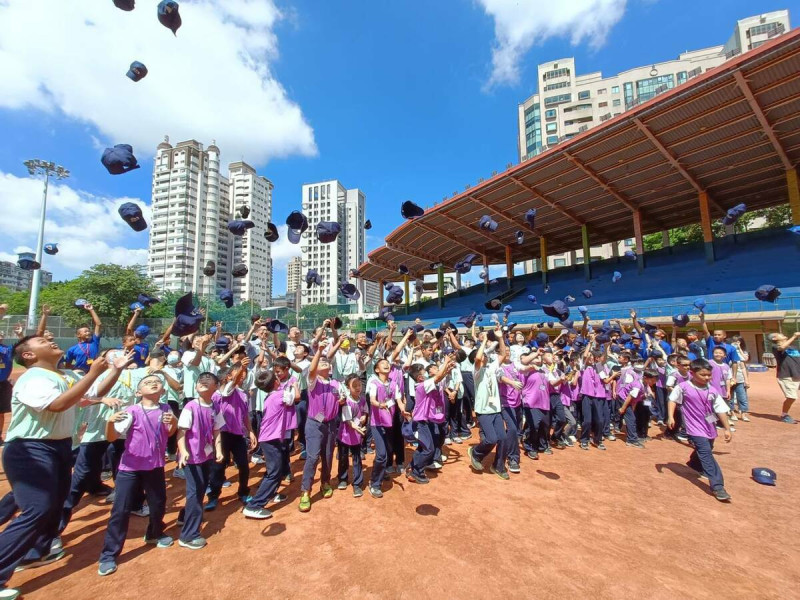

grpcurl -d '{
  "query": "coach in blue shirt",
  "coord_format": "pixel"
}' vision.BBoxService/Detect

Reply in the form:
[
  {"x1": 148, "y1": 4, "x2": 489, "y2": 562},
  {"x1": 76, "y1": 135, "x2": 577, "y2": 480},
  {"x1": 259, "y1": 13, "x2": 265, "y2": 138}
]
[{"x1": 63, "y1": 302, "x2": 103, "y2": 372}]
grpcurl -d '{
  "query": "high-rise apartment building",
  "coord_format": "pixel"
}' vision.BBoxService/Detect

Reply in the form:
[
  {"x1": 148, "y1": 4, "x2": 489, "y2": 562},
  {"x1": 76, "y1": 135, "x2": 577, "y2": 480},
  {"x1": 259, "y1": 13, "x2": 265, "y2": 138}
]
[
  {"x1": 0, "y1": 261, "x2": 52, "y2": 292},
  {"x1": 286, "y1": 256, "x2": 302, "y2": 294},
  {"x1": 229, "y1": 161, "x2": 273, "y2": 306},
  {"x1": 516, "y1": 10, "x2": 790, "y2": 271},
  {"x1": 299, "y1": 180, "x2": 378, "y2": 310}
]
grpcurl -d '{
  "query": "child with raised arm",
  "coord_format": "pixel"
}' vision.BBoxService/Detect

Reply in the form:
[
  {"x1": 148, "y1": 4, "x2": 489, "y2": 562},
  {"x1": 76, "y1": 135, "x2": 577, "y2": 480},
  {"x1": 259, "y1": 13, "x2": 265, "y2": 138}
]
[{"x1": 336, "y1": 374, "x2": 368, "y2": 497}]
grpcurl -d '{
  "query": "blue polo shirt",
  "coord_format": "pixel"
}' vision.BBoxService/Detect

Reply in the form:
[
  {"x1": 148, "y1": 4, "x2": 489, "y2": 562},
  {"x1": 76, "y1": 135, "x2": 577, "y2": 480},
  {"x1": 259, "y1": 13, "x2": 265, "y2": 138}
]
[
  {"x1": 64, "y1": 334, "x2": 101, "y2": 371},
  {"x1": 705, "y1": 337, "x2": 741, "y2": 364},
  {"x1": 132, "y1": 342, "x2": 150, "y2": 367},
  {"x1": 0, "y1": 344, "x2": 12, "y2": 382}
]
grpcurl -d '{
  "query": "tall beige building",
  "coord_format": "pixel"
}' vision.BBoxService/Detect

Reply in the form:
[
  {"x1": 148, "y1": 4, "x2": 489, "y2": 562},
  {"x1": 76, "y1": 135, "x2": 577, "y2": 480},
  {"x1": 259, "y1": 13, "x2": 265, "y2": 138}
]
[{"x1": 286, "y1": 256, "x2": 302, "y2": 294}]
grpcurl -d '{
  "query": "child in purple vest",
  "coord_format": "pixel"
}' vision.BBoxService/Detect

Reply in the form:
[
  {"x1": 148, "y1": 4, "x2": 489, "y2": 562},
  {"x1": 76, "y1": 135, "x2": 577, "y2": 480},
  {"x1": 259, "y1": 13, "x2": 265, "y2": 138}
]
[
  {"x1": 665, "y1": 356, "x2": 692, "y2": 441},
  {"x1": 336, "y1": 374, "x2": 368, "y2": 497},
  {"x1": 98, "y1": 375, "x2": 177, "y2": 576},
  {"x1": 709, "y1": 347, "x2": 733, "y2": 421},
  {"x1": 299, "y1": 339, "x2": 343, "y2": 513},
  {"x1": 667, "y1": 359, "x2": 733, "y2": 502},
  {"x1": 498, "y1": 348, "x2": 523, "y2": 473},
  {"x1": 578, "y1": 349, "x2": 607, "y2": 450},
  {"x1": 176, "y1": 372, "x2": 225, "y2": 549},
  {"x1": 559, "y1": 362, "x2": 580, "y2": 446},
  {"x1": 207, "y1": 362, "x2": 257, "y2": 510},
  {"x1": 274, "y1": 356, "x2": 300, "y2": 488},
  {"x1": 409, "y1": 357, "x2": 454, "y2": 485},
  {"x1": 367, "y1": 358, "x2": 403, "y2": 498},
  {"x1": 429, "y1": 363, "x2": 450, "y2": 471},
  {"x1": 242, "y1": 370, "x2": 294, "y2": 519},
  {"x1": 521, "y1": 356, "x2": 549, "y2": 458},
  {"x1": 617, "y1": 369, "x2": 658, "y2": 448}
]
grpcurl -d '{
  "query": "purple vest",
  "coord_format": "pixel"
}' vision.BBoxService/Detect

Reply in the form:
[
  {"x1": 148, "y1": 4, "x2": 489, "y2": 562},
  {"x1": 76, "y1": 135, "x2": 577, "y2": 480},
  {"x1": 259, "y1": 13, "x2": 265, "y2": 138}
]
[
  {"x1": 119, "y1": 404, "x2": 170, "y2": 472},
  {"x1": 709, "y1": 361, "x2": 731, "y2": 399},
  {"x1": 618, "y1": 379, "x2": 645, "y2": 405},
  {"x1": 428, "y1": 384, "x2": 447, "y2": 424},
  {"x1": 522, "y1": 370, "x2": 550, "y2": 410},
  {"x1": 338, "y1": 395, "x2": 367, "y2": 445},
  {"x1": 308, "y1": 377, "x2": 341, "y2": 423},
  {"x1": 559, "y1": 380, "x2": 579, "y2": 407},
  {"x1": 183, "y1": 400, "x2": 216, "y2": 464},
  {"x1": 213, "y1": 388, "x2": 248, "y2": 436},
  {"x1": 678, "y1": 381, "x2": 718, "y2": 439},
  {"x1": 579, "y1": 366, "x2": 604, "y2": 398},
  {"x1": 413, "y1": 380, "x2": 433, "y2": 422},
  {"x1": 258, "y1": 390, "x2": 287, "y2": 443},
  {"x1": 368, "y1": 377, "x2": 397, "y2": 427},
  {"x1": 499, "y1": 364, "x2": 521, "y2": 408}
]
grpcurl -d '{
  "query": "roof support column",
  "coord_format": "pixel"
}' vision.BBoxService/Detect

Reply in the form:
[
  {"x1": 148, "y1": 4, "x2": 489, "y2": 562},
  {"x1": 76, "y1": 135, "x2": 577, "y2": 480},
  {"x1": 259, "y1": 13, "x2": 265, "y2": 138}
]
[
  {"x1": 632, "y1": 209, "x2": 645, "y2": 275},
  {"x1": 505, "y1": 245, "x2": 513, "y2": 290},
  {"x1": 662, "y1": 230, "x2": 671, "y2": 254},
  {"x1": 482, "y1": 255, "x2": 490, "y2": 294},
  {"x1": 404, "y1": 275, "x2": 410, "y2": 311},
  {"x1": 379, "y1": 281, "x2": 384, "y2": 310},
  {"x1": 698, "y1": 191, "x2": 715, "y2": 264},
  {"x1": 455, "y1": 271, "x2": 462, "y2": 297},
  {"x1": 540, "y1": 236, "x2": 548, "y2": 289},
  {"x1": 787, "y1": 167, "x2": 800, "y2": 226},
  {"x1": 581, "y1": 224, "x2": 591, "y2": 281},
  {"x1": 437, "y1": 264, "x2": 445, "y2": 309}
]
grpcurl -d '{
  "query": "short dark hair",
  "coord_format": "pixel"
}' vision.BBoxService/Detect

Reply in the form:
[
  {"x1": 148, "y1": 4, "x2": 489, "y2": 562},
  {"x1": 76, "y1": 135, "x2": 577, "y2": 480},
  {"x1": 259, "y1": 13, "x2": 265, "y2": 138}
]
[
  {"x1": 344, "y1": 373, "x2": 361, "y2": 388},
  {"x1": 274, "y1": 356, "x2": 291, "y2": 369},
  {"x1": 197, "y1": 372, "x2": 219, "y2": 385},
  {"x1": 13, "y1": 335, "x2": 40, "y2": 367},
  {"x1": 690, "y1": 358, "x2": 711, "y2": 372},
  {"x1": 254, "y1": 369, "x2": 277, "y2": 393},
  {"x1": 409, "y1": 364, "x2": 426, "y2": 382},
  {"x1": 643, "y1": 369, "x2": 659, "y2": 379}
]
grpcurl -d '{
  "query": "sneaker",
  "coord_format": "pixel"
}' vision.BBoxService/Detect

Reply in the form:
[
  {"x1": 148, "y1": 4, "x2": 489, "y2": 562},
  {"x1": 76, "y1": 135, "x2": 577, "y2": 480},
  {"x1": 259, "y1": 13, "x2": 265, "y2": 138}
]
[
  {"x1": 453, "y1": 436, "x2": 463, "y2": 444},
  {"x1": 657, "y1": 420, "x2": 665, "y2": 426},
  {"x1": 337, "y1": 481, "x2": 348, "y2": 490},
  {"x1": 713, "y1": 488, "x2": 732, "y2": 502},
  {"x1": 103, "y1": 491, "x2": 116, "y2": 505},
  {"x1": 91, "y1": 484, "x2": 114, "y2": 497},
  {"x1": 676, "y1": 433, "x2": 689, "y2": 441},
  {"x1": 508, "y1": 460, "x2": 521, "y2": 474},
  {"x1": 204, "y1": 498, "x2": 218, "y2": 511},
  {"x1": 178, "y1": 537, "x2": 207, "y2": 550},
  {"x1": 563, "y1": 438, "x2": 574, "y2": 447},
  {"x1": 251, "y1": 455, "x2": 265, "y2": 465},
  {"x1": 353, "y1": 486, "x2": 364, "y2": 498},
  {"x1": 444, "y1": 438, "x2": 453, "y2": 445},
  {"x1": 526, "y1": 450, "x2": 539, "y2": 460},
  {"x1": 284, "y1": 473, "x2": 294, "y2": 483},
  {"x1": 239, "y1": 495, "x2": 253, "y2": 504},
  {"x1": 490, "y1": 466, "x2": 510, "y2": 480},
  {"x1": 176, "y1": 516, "x2": 184, "y2": 526},
  {"x1": 605, "y1": 434, "x2": 617, "y2": 441},
  {"x1": 729, "y1": 413, "x2": 738, "y2": 422},
  {"x1": 368, "y1": 486, "x2": 383, "y2": 498},
  {"x1": 300, "y1": 450, "x2": 308, "y2": 459},
  {"x1": 568, "y1": 435, "x2": 577, "y2": 442},
  {"x1": 50, "y1": 536, "x2": 63, "y2": 554},
  {"x1": 97, "y1": 561, "x2": 117, "y2": 577},
  {"x1": 131, "y1": 504, "x2": 150, "y2": 518},
  {"x1": 14, "y1": 549, "x2": 66, "y2": 572},
  {"x1": 271, "y1": 493, "x2": 287, "y2": 504},
  {"x1": 741, "y1": 414, "x2": 750, "y2": 422},
  {"x1": 625, "y1": 441, "x2": 645, "y2": 449},
  {"x1": 397, "y1": 463, "x2": 406, "y2": 474},
  {"x1": 580, "y1": 442, "x2": 589, "y2": 451},
  {"x1": 366, "y1": 447, "x2": 375, "y2": 454},
  {"x1": 596, "y1": 442, "x2": 607, "y2": 451},
  {"x1": 385, "y1": 466, "x2": 396, "y2": 474},
  {"x1": 173, "y1": 468, "x2": 186, "y2": 479},
  {"x1": 144, "y1": 535, "x2": 174, "y2": 548},
  {"x1": 242, "y1": 507, "x2": 273, "y2": 520},
  {"x1": 221, "y1": 481, "x2": 232, "y2": 488},
  {"x1": 425, "y1": 461, "x2": 443, "y2": 471},
  {"x1": 298, "y1": 492, "x2": 311, "y2": 512},
  {"x1": 100, "y1": 470, "x2": 113, "y2": 482},
  {"x1": 408, "y1": 472, "x2": 429, "y2": 484},
  {"x1": 729, "y1": 425, "x2": 736, "y2": 432},
  {"x1": 467, "y1": 447, "x2": 484, "y2": 471},
  {"x1": 322, "y1": 484, "x2": 333, "y2": 499}
]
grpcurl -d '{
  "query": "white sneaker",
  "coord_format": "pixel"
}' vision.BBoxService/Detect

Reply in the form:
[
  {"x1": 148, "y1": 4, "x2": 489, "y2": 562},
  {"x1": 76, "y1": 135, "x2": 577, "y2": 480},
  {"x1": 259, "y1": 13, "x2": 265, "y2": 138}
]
[
  {"x1": 0, "y1": 588, "x2": 20, "y2": 600},
  {"x1": 50, "y1": 537, "x2": 63, "y2": 554},
  {"x1": 251, "y1": 455, "x2": 265, "y2": 465},
  {"x1": 242, "y1": 507, "x2": 273, "y2": 520},
  {"x1": 569, "y1": 435, "x2": 577, "y2": 442},
  {"x1": 444, "y1": 438, "x2": 453, "y2": 445},
  {"x1": 453, "y1": 437, "x2": 463, "y2": 444},
  {"x1": 729, "y1": 413, "x2": 738, "y2": 422}
]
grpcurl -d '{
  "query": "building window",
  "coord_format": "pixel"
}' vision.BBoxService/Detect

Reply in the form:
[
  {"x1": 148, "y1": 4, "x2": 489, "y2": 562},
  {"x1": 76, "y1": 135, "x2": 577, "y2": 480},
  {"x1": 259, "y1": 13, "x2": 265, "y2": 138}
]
[
  {"x1": 545, "y1": 122, "x2": 558, "y2": 133},
  {"x1": 576, "y1": 256, "x2": 584, "y2": 264},
  {"x1": 624, "y1": 238, "x2": 634, "y2": 247},
  {"x1": 634, "y1": 74, "x2": 675, "y2": 104},
  {"x1": 677, "y1": 71, "x2": 688, "y2": 85},
  {"x1": 598, "y1": 101, "x2": 608, "y2": 108},
  {"x1": 543, "y1": 67, "x2": 571, "y2": 80},
  {"x1": 613, "y1": 85, "x2": 621, "y2": 93},
  {"x1": 544, "y1": 109, "x2": 557, "y2": 119},
  {"x1": 546, "y1": 135, "x2": 559, "y2": 145},
  {"x1": 554, "y1": 258, "x2": 567, "y2": 267},
  {"x1": 544, "y1": 93, "x2": 572, "y2": 106},
  {"x1": 612, "y1": 99, "x2": 621, "y2": 106},
  {"x1": 578, "y1": 90, "x2": 591, "y2": 100},
  {"x1": 598, "y1": 88, "x2": 607, "y2": 95},
  {"x1": 544, "y1": 81, "x2": 570, "y2": 92},
  {"x1": 624, "y1": 82, "x2": 634, "y2": 108}
]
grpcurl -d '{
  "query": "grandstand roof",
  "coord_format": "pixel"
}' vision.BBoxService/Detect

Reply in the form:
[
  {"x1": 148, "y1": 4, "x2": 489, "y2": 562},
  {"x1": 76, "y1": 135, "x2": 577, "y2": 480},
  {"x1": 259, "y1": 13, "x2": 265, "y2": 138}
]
[{"x1": 359, "y1": 28, "x2": 800, "y2": 283}]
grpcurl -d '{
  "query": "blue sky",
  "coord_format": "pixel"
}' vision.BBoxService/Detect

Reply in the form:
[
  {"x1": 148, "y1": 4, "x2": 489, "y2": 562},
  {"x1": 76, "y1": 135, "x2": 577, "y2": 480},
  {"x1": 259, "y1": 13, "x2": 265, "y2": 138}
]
[{"x1": 0, "y1": 0, "x2": 795, "y2": 296}]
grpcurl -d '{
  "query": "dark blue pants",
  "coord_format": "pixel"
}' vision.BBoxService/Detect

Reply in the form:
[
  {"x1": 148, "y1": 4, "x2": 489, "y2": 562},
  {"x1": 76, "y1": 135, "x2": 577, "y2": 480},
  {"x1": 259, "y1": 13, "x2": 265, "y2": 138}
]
[
  {"x1": 687, "y1": 436, "x2": 724, "y2": 491},
  {"x1": 389, "y1": 409, "x2": 405, "y2": 467},
  {"x1": 247, "y1": 441, "x2": 284, "y2": 509},
  {"x1": 501, "y1": 406, "x2": 521, "y2": 463},
  {"x1": 208, "y1": 432, "x2": 250, "y2": 500},
  {"x1": 99, "y1": 467, "x2": 167, "y2": 564},
  {"x1": 59, "y1": 440, "x2": 110, "y2": 533},
  {"x1": 579, "y1": 395, "x2": 601, "y2": 444},
  {"x1": 654, "y1": 387, "x2": 667, "y2": 422},
  {"x1": 549, "y1": 393, "x2": 566, "y2": 443},
  {"x1": 370, "y1": 425, "x2": 392, "y2": 487},
  {"x1": 600, "y1": 400, "x2": 612, "y2": 437},
  {"x1": 431, "y1": 422, "x2": 447, "y2": 463},
  {"x1": 296, "y1": 394, "x2": 309, "y2": 450},
  {"x1": 167, "y1": 400, "x2": 182, "y2": 456},
  {"x1": 0, "y1": 493, "x2": 17, "y2": 527},
  {"x1": 411, "y1": 421, "x2": 434, "y2": 477},
  {"x1": 524, "y1": 407, "x2": 550, "y2": 452},
  {"x1": 337, "y1": 441, "x2": 364, "y2": 487},
  {"x1": 249, "y1": 410, "x2": 263, "y2": 456},
  {"x1": 301, "y1": 419, "x2": 336, "y2": 492},
  {"x1": 460, "y1": 372, "x2": 475, "y2": 434},
  {"x1": 472, "y1": 413, "x2": 506, "y2": 472},
  {"x1": 448, "y1": 393, "x2": 465, "y2": 438},
  {"x1": 0, "y1": 438, "x2": 72, "y2": 585},
  {"x1": 179, "y1": 460, "x2": 211, "y2": 542},
  {"x1": 635, "y1": 401, "x2": 651, "y2": 438},
  {"x1": 623, "y1": 406, "x2": 638, "y2": 443}
]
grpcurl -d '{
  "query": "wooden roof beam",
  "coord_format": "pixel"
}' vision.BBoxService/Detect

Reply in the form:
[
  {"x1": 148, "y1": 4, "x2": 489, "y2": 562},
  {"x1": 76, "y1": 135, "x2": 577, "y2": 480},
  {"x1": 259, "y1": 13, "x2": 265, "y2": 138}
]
[
  {"x1": 507, "y1": 176, "x2": 585, "y2": 227},
  {"x1": 384, "y1": 242, "x2": 440, "y2": 265},
  {"x1": 436, "y1": 211, "x2": 510, "y2": 250}
]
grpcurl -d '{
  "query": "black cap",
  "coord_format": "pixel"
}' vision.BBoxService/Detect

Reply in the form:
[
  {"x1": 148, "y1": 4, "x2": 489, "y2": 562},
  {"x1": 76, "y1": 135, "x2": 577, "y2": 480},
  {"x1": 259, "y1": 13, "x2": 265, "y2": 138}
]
[
  {"x1": 219, "y1": 289, "x2": 234, "y2": 308},
  {"x1": 306, "y1": 269, "x2": 321, "y2": 288},
  {"x1": 755, "y1": 284, "x2": 781, "y2": 302},
  {"x1": 266, "y1": 319, "x2": 289, "y2": 335},
  {"x1": 542, "y1": 300, "x2": 570, "y2": 321},
  {"x1": 126, "y1": 61, "x2": 148, "y2": 82},
  {"x1": 286, "y1": 211, "x2": 309, "y2": 244},
  {"x1": 364, "y1": 219, "x2": 372, "y2": 230},
  {"x1": 44, "y1": 243, "x2": 58, "y2": 255},
  {"x1": 516, "y1": 230, "x2": 524, "y2": 244},
  {"x1": 173, "y1": 292, "x2": 204, "y2": 336},
  {"x1": 398, "y1": 264, "x2": 409, "y2": 275},
  {"x1": 232, "y1": 263, "x2": 248, "y2": 278},
  {"x1": 340, "y1": 282, "x2": 360, "y2": 300},
  {"x1": 16, "y1": 253, "x2": 40, "y2": 271},
  {"x1": 102, "y1": 144, "x2": 140, "y2": 175},
  {"x1": 203, "y1": 260, "x2": 216, "y2": 277},
  {"x1": 672, "y1": 313, "x2": 689, "y2": 327},
  {"x1": 238, "y1": 205, "x2": 250, "y2": 219},
  {"x1": 484, "y1": 297, "x2": 502, "y2": 310},
  {"x1": 316, "y1": 221, "x2": 341, "y2": 243},
  {"x1": 379, "y1": 307, "x2": 394, "y2": 322},
  {"x1": 264, "y1": 222, "x2": 279, "y2": 242},
  {"x1": 401, "y1": 200, "x2": 424, "y2": 219},
  {"x1": 118, "y1": 202, "x2": 147, "y2": 231},
  {"x1": 228, "y1": 220, "x2": 255, "y2": 236},
  {"x1": 349, "y1": 268, "x2": 361, "y2": 279},
  {"x1": 137, "y1": 293, "x2": 159, "y2": 307},
  {"x1": 113, "y1": 0, "x2": 135, "y2": 10},
  {"x1": 157, "y1": 0, "x2": 182, "y2": 35}
]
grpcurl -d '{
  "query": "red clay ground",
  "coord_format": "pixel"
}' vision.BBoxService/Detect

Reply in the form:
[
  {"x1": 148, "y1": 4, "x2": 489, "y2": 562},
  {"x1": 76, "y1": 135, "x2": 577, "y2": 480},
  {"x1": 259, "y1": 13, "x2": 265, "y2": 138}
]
[{"x1": 1, "y1": 371, "x2": 799, "y2": 599}]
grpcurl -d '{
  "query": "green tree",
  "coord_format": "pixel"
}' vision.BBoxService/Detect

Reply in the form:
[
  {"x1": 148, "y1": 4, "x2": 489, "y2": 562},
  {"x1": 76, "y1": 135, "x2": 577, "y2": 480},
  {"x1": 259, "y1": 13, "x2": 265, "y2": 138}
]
[{"x1": 0, "y1": 287, "x2": 32, "y2": 315}]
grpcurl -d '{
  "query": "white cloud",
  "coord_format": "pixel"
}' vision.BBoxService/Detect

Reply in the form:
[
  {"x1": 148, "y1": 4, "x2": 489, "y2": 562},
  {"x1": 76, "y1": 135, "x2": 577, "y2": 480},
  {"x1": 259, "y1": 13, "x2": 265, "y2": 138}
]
[
  {"x1": 477, "y1": 0, "x2": 628, "y2": 88},
  {"x1": 0, "y1": 171, "x2": 149, "y2": 277},
  {"x1": 0, "y1": 0, "x2": 316, "y2": 163}
]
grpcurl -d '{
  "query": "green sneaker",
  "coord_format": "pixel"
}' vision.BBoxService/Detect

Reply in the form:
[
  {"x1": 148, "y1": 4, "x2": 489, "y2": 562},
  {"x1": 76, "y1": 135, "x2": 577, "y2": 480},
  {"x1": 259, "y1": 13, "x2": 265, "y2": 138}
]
[
  {"x1": 298, "y1": 492, "x2": 311, "y2": 512},
  {"x1": 467, "y1": 447, "x2": 484, "y2": 471},
  {"x1": 490, "y1": 466, "x2": 510, "y2": 480},
  {"x1": 322, "y1": 484, "x2": 333, "y2": 499}
]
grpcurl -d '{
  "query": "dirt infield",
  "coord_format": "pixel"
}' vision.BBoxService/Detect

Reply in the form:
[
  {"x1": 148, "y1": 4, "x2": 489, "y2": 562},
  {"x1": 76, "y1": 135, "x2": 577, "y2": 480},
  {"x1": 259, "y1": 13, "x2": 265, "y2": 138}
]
[{"x1": 1, "y1": 371, "x2": 798, "y2": 599}]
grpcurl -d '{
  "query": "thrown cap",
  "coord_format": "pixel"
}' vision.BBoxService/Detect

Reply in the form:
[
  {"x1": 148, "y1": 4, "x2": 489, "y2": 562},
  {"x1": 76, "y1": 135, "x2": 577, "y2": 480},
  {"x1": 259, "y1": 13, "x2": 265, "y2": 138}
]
[
  {"x1": 457, "y1": 311, "x2": 477, "y2": 327},
  {"x1": 364, "y1": 219, "x2": 372, "y2": 230},
  {"x1": 134, "y1": 325, "x2": 150, "y2": 338},
  {"x1": 203, "y1": 260, "x2": 216, "y2": 277},
  {"x1": 379, "y1": 307, "x2": 394, "y2": 322},
  {"x1": 305, "y1": 269, "x2": 322, "y2": 288},
  {"x1": 44, "y1": 243, "x2": 58, "y2": 255},
  {"x1": 118, "y1": 202, "x2": 147, "y2": 231},
  {"x1": 102, "y1": 145, "x2": 140, "y2": 175},
  {"x1": 401, "y1": 200, "x2": 424, "y2": 219},
  {"x1": 286, "y1": 211, "x2": 309, "y2": 244},
  {"x1": 264, "y1": 222, "x2": 279, "y2": 242},
  {"x1": 232, "y1": 263, "x2": 248, "y2": 278},
  {"x1": 173, "y1": 292, "x2": 204, "y2": 336},
  {"x1": 525, "y1": 208, "x2": 536, "y2": 229},
  {"x1": 751, "y1": 467, "x2": 776, "y2": 486},
  {"x1": 126, "y1": 61, "x2": 148, "y2": 82},
  {"x1": 219, "y1": 289, "x2": 233, "y2": 308},
  {"x1": 612, "y1": 271, "x2": 622, "y2": 283},
  {"x1": 398, "y1": 264, "x2": 409, "y2": 275},
  {"x1": 340, "y1": 282, "x2": 360, "y2": 301},
  {"x1": 316, "y1": 221, "x2": 341, "y2": 244},
  {"x1": 755, "y1": 285, "x2": 781, "y2": 303},
  {"x1": 527, "y1": 294, "x2": 537, "y2": 303},
  {"x1": 238, "y1": 205, "x2": 250, "y2": 219},
  {"x1": 542, "y1": 300, "x2": 570, "y2": 321},
  {"x1": 137, "y1": 293, "x2": 159, "y2": 307},
  {"x1": 582, "y1": 289, "x2": 593, "y2": 299},
  {"x1": 478, "y1": 215, "x2": 498, "y2": 232},
  {"x1": 564, "y1": 295, "x2": 575, "y2": 303},
  {"x1": 624, "y1": 250, "x2": 637, "y2": 261},
  {"x1": 157, "y1": 0, "x2": 181, "y2": 35},
  {"x1": 227, "y1": 220, "x2": 255, "y2": 236},
  {"x1": 672, "y1": 313, "x2": 690, "y2": 327},
  {"x1": 722, "y1": 203, "x2": 747, "y2": 226},
  {"x1": 485, "y1": 297, "x2": 502, "y2": 310},
  {"x1": 693, "y1": 297, "x2": 706, "y2": 312},
  {"x1": 113, "y1": 0, "x2": 135, "y2": 10},
  {"x1": 516, "y1": 230, "x2": 524, "y2": 245},
  {"x1": 266, "y1": 319, "x2": 289, "y2": 335}
]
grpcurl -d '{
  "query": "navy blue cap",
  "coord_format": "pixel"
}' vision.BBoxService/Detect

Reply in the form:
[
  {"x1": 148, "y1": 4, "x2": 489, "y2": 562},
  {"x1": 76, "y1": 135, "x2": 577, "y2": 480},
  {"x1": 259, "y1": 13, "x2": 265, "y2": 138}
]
[
  {"x1": 578, "y1": 305, "x2": 588, "y2": 315},
  {"x1": 688, "y1": 342, "x2": 703, "y2": 355},
  {"x1": 340, "y1": 282, "x2": 360, "y2": 301},
  {"x1": 485, "y1": 297, "x2": 502, "y2": 310},
  {"x1": 535, "y1": 332, "x2": 549, "y2": 345},
  {"x1": 316, "y1": 221, "x2": 341, "y2": 243},
  {"x1": 525, "y1": 208, "x2": 536, "y2": 229},
  {"x1": 173, "y1": 292, "x2": 204, "y2": 336},
  {"x1": 755, "y1": 285, "x2": 781, "y2": 302},
  {"x1": 564, "y1": 295, "x2": 575, "y2": 303},
  {"x1": 113, "y1": 0, "x2": 135, "y2": 10},
  {"x1": 134, "y1": 325, "x2": 150, "y2": 338},
  {"x1": 596, "y1": 332, "x2": 611, "y2": 344},
  {"x1": 454, "y1": 260, "x2": 471, "y2": 275},
  {"x1": 612, "y1": 271, "x2": 622, "y2": 283},
  {"x1": 379, "y1": 307, "x2": 394, "y2": 322},
  {"x1": 457, "y1": 311, "x2": 477, "y2": 327},
  {"x1": 751, "y1": 467, "x2": 776, "y2": 486},
  {"x1": 263, "y1": 222, "x2": 279, "y2": 242},
  {"x1": 305, "y1": 269, "x2": 322, "y2": 288},
  {"x1": 365, "y1": 329, "x2": 377, "y2": 342},
  {"x1": 401, "y1": 200, "x2": 424, "y2": 219},
  {"x1": 219, "y1": 289, "x2": 234, "y2": 308},
  {"x1": 384, "y1": 282, "x2": 397, "y2": 292},
  {"x1": 478, "y1": 215, "x2": 498, "y2": 232},
  {"x1": 722, "y1": 203, "x2": 747, "y2": 226},
  {"x1": 624, "y1": 250, "x2": 637, "y2": 261},
  {"x1": 527, "y1": 294, "x2": 537, "y2": 303},
  {"x1": 227, "y1": 220, "x2": 255, "y2": 236},
  {"x1": 542, "y1": 300, "x2": 569, "y2": 321},
  {"x1": 126, "y1": 61, "x2": 148, "y2": 82},
  {"x1": 215, "y1": 339, "x2": 230, "y2": 352},
  {"x1": 547, "y1": 321, "x2": 555, "y2": 328},
  {"x1": 157, "y1": 0, "x2": 181, "y2": 35},
  {"x1": 137, "y1": 293, "x2": 159, "y2": 307},
  {"x1": 582, "y1": 289, "x2": 593, "y2": 298},
  {"x1": 693, "y1": 297, "x2": 706, "y2": 312},
  {"x1": 516, "y1": 230, "x2": 524, "y2": 244},
  {"x1": 286, "y1": 211, "x2": 309, "y2": 244},
  {"x1": 118, "y1": 202, "x2": 147, "y2": 231},
  {"x1": 364, "y1": 219, "x2": 372, "y2": 230},
  {"x1": 349, "y1": 268, "x2": 361, "y2": 279},
  {"x1": 44, "y1": 243, "x2": 58, "y2": 255},
  {"x1": 560, "y1": 319, "x2": 574, "y2": 329},
  {"x1": 398, "y1": 264, "x2": 409, "y2": 275},
  {"x1": 74, "y1": 298, "x2": 88, "y2": 307},
  {"x1": 266, "y1": 319, "x2": 289, "y2": 335},
  {"x1": 203, "y1": 260, "x2": 215, "y2": 277},
  {"x1": 502, "y1": 304, "x2": 512, "y2": 315},
  {"x1": 102, "y1": 144, "x2": 140, "y2": 175},
  {"x1": 672, "y1": 313, "x2": 690, "y2": 327},
  {"x1": 238, "y1": 205, "x2": 250, "y2": 219},
  {"x1": 232, "y1": 263, "x2": 248, "y2": 278},
  {"x1": 619, "y1": 333, "x2": 632, "y2": 343},
  {"x1": 130, "y1": 302, "x2": 145, "y2": 311}
]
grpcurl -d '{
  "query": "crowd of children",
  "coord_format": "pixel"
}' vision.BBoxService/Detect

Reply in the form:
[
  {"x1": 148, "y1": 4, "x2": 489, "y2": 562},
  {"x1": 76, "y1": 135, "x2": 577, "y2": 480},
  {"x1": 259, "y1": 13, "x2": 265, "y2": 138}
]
[{"x1": 0, "y1": 300, "x2": 776, "y2": 599}]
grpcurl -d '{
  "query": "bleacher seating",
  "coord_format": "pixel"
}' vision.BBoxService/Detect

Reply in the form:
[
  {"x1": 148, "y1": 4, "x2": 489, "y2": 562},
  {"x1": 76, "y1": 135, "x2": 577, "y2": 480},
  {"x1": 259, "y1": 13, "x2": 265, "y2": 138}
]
[{"x1": 394, "y1": 227, "x2": 800, "y2": 327}]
